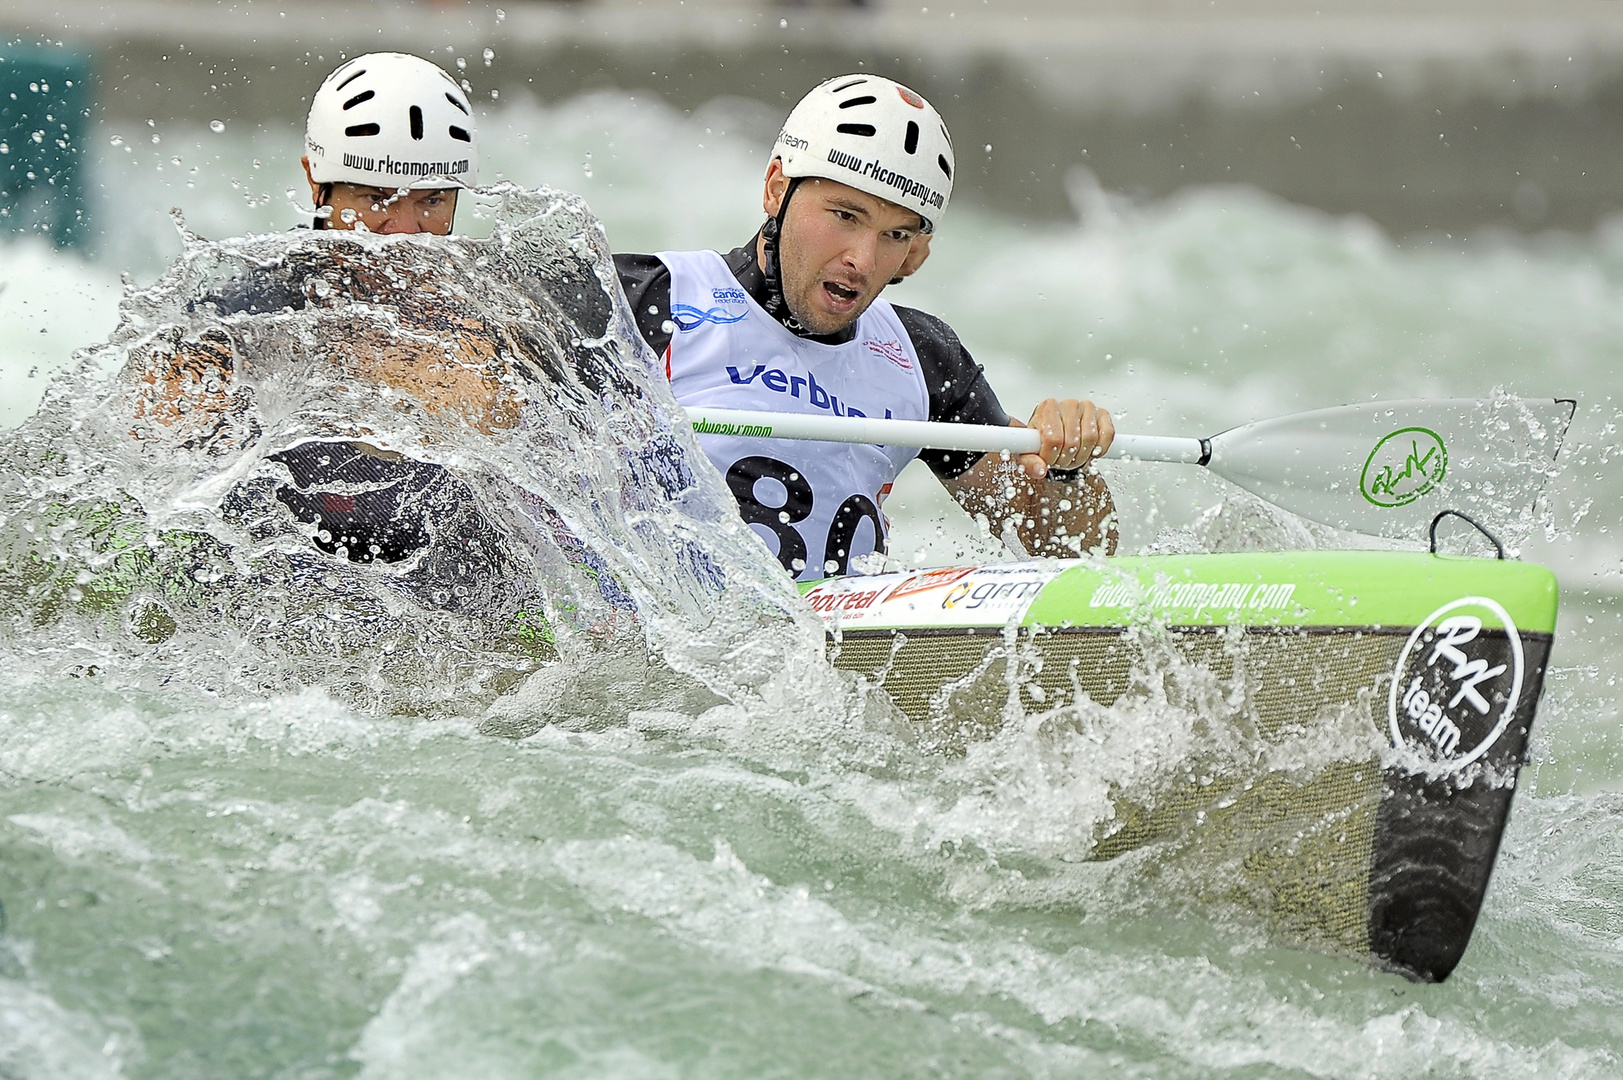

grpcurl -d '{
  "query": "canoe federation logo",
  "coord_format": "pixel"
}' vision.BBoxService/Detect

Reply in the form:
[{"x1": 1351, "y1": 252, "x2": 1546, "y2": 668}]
[
  {"x1": 1361, "y1": 426, "x2": 1448, "y2": 508},
  {"x1": 672, "y1": 303, "x2": 748, "y2": 332},
  {"x1": 1387, "y1": 596, "x2": 1524, "y2": 772}
]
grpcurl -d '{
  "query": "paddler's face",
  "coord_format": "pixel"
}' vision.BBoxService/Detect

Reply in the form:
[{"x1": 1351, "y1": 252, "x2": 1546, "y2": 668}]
[
  {"x1": 763, "y1": 162, "x2": 929, "y2": 335},
  {"x1": 324, "y1": 185, "x2": 457, "y2": 234},
  {"x1": 304, "y1": 158, "x2": 458, "y2": 234}
]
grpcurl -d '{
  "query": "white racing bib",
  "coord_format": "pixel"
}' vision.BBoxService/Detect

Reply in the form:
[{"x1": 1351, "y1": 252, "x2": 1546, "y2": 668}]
[{"x1": 657, "y1": 249, "x2": 929, "y2": 579}]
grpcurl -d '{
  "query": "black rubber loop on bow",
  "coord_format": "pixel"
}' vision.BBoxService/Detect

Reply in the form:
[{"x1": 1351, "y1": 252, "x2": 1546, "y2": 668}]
[{"x1": 1429, "y1": 509, "x2": 1505, "y2": 560}]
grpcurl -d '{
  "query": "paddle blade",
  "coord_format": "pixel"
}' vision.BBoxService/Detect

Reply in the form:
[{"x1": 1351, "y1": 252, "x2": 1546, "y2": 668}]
[{"x1": 1205, "y1": 397, "x2": 1576, "y2": 542}]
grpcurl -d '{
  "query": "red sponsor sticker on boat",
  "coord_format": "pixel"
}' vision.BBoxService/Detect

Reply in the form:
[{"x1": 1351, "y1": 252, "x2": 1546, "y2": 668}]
[
  {"x1": 803, "y1": 563, "x2": 1062, "y2": 629},
  {"x1": 884, "y1": 566, "x2": 973, "y2": 601}
]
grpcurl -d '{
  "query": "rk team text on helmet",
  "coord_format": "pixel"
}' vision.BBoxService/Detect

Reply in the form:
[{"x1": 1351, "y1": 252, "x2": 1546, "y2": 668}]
[{"x1": 305, "y1": 52, "x2": 479, "y2": 191}]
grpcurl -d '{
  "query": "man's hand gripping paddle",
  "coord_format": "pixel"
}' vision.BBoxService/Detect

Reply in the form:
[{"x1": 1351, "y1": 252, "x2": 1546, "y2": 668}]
[{"x1": 686, "y1": 398, "x2": 1577, "y2": 542}]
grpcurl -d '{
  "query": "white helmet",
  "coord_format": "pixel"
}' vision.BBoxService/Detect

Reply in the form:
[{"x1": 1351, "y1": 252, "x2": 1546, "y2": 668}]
[
  {"x1": 771, "y1": 74, "x2": 955, "y2": 232},
  {"x1": 305, "y1": 52, "x2": 478, "y2": 190}
]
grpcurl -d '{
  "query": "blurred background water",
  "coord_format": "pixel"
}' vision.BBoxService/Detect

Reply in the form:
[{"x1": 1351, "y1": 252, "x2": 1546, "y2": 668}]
[{"x1": 2, "y1": 2, "x2": 1623, "y2": 1076}]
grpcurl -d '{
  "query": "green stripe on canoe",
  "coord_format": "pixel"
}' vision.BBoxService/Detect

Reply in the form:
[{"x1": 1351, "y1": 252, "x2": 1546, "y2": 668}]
[
  {"x1": 1025, "y1": 552, "x2": 1557, "y2": 632},
  {"x1": 799, "y1": 552, "x2": 1558, "y2": 634}
]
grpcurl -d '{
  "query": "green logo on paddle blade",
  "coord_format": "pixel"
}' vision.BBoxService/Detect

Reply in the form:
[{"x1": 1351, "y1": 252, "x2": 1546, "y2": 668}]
[{"x1": 1361, "y1": 427, "x2": 1448, "y2": 507}]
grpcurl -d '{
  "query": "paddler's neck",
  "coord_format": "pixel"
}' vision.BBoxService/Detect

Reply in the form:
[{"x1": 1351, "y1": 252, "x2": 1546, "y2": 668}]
[{"x1": 735, "y1": 228, "x2": 856, "y2": 346}]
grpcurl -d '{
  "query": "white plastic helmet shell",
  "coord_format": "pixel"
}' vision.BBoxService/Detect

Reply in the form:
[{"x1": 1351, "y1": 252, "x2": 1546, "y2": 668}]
[
  {"x1": 305, "y1": 53, "x2": 478, "y2": 190},
  {"x1": 771, "y1": 74, "x2": 955, "y2": 232}
]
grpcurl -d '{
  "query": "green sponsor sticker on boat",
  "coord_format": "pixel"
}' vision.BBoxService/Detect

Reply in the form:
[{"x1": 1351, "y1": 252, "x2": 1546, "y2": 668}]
[{"x1": 800, "y1": 552, "x2": 1559, "y2": 634}]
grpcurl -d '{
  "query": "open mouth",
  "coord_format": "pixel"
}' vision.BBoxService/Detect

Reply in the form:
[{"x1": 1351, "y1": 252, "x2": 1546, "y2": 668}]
[{"x1": 823, "y1": 281, "x2": 860, "y2": 304}]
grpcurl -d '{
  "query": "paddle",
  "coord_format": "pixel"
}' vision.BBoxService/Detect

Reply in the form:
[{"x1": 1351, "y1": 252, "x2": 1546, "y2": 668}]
[{"x1": 687, "y1": 398, "x2": 1576, "y2": 541}]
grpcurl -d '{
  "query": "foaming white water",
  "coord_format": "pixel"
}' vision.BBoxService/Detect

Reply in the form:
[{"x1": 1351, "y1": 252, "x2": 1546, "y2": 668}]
[
  {"x1": 0, "y1": 87, "x2": 1621, "y2": 1078},
  {"x1": 0, "y1": 239, "x2": 122, "y2": 428},
  {"x1": 0, "y1": 975, "x2": 134, "y2": 1080},
  {"x1": 545, "y1": 832, "x2": 1611, "y2": 1079}
]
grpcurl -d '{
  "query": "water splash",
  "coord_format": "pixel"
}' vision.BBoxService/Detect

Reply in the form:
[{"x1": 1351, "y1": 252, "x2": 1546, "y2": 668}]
[
  {"x1": 0, "y1": 94, "x2": 1619, "y2": 1073},
  {"x1": 0, "y1": 185, "x2": 817, "y2": 718}
]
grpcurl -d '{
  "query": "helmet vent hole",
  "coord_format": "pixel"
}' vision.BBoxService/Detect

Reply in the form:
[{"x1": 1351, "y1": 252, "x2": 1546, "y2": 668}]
[
  {"x1": 335, "y1": 69, "x2": 366, "y2": 92},
  {"x1": 938, "y1": 154, "x2": 952, "y2": 180},
  {"x1": 838, "y1": 95, "x2": 877, "y2": 109},
  {"x1": 445, "y1": 92, "x2": 470, "y2": 116},
  {"x1": 409, "y1": 106, "x2": 425, "y2": 141},
  {"x1": 831, "y1": 78, "x2": 867, "y2": 93},
  {"x1": 344, "y1": 123, "x2": 381, "y2": 138},
  {"x1": 449, "y1": 126, "x2": 472, "y2": 143},
  {"x1": 904, "y1": 121, "x2": 919, "y2": 154},
  {"x1": 836, "y1": 123, "x2": 877, "y2": 138},
  {"x1": 342, "y1": 90, "x2": 375, "y2": 111}
]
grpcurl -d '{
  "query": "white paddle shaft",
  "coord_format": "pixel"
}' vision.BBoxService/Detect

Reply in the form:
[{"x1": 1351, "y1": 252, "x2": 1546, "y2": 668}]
[
  {"x1": 684, "y1": 399, "x2": 1576, "y2": 543},
  {"x1": 685, "y1": 408, "x2": 1207, "y2": 464}
]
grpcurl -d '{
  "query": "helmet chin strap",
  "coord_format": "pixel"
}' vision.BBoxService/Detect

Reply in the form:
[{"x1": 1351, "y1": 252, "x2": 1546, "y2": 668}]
[
  {"x1": 313, "y1": 184, "x2": 334, "y2": 230},
  {"x1": 761, "y1": 177, "x2": 807, "y2": 333}
]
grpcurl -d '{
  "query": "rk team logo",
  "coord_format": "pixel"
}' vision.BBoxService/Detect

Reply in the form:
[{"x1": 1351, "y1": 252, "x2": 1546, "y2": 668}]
[
  {"x1": 1361, "y1": 426, "x2": 1448, "y2": 508},
  {"x1": 1387, "y1": 596, "x2": 1525, "y2": 771}
]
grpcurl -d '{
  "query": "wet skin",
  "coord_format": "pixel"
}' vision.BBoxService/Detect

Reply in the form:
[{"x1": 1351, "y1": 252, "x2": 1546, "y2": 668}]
[
  {"x1": 302, "y1": 156, "x2": 458, "y2": 235},
  {"x1": 758, "y1": 161, "x2": 929, "y2": 338},
  {"x1": 754, "y1": 161, "x2": 1118, "y2": 555}
]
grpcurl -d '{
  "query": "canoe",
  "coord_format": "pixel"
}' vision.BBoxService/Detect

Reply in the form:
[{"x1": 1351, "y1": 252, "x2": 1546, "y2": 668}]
[
  {"x1": 801, "y1": 550, "x2": 1556, "y2": 982},
  {"x1": 2, "y1": 202, "x2": 1554, "y2": 979}
]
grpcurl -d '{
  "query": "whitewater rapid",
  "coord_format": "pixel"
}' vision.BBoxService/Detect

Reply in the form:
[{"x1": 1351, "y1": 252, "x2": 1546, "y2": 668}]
[{"x1": 0, "y1": 89, "x2": 1620, "y2": 1078}]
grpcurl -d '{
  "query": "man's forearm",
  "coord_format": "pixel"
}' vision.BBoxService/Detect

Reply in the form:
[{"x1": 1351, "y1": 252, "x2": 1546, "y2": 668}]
[
  {"x1": 1018, "y1": 469, "x2": 1117, "y2": 557},
  {"x1": 947, "y1": 457, "x2": 1117, "y2": 558}
]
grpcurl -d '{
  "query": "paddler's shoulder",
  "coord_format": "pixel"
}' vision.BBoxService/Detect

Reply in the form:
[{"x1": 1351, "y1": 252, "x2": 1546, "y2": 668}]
[
  {"x1": 187, "y1": 224, "x2": 315, "y2": 317},
  {"x1": 612, "y1": 251, "x2": 673, "y2": 299},
  {"x1": 722, "y1": 237, "x2": 767, "y2": 297},
  {"x1": 613, "y1": 252, "x2": 676, "y2": 354},
  {"x1": 612, "y1": 243, "x2": 757, "y2": 292},
  {"x1": 885, "y1": 303, "x2": 1008, "y2": 479},
  {"x1": 888, "y1": 304, "x2": 970, "y2": 367},
  {"x1": 612, "y1": 251, "x2": 668, "y2": 276}
]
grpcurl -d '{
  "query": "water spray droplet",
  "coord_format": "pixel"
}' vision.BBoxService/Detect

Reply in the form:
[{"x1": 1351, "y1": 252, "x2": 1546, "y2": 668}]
[{"x1": 209, "y1": 119, "x2": 226, "y2": 133}]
